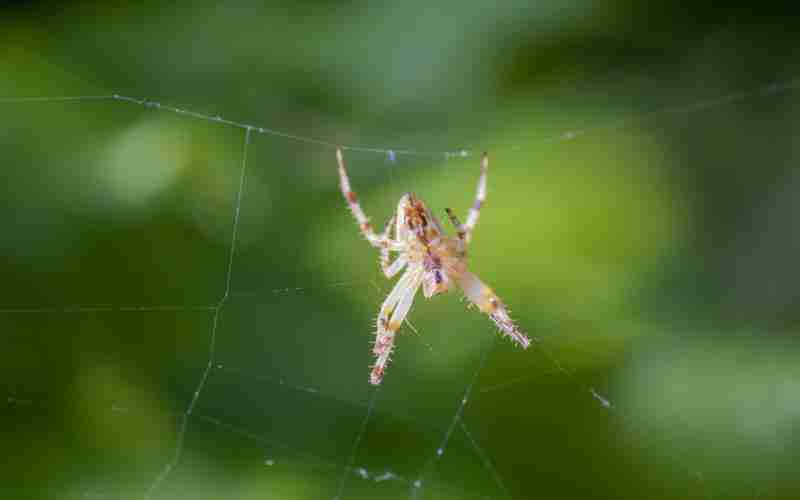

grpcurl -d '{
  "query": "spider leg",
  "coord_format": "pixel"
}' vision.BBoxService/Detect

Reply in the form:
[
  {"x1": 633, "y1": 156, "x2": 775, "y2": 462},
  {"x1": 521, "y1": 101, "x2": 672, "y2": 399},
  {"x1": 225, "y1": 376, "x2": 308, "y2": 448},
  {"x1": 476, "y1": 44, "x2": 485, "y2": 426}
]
[
  {"x1": 462, "y1": 152, "x2": 488, "y2": 244},
  {"x1": 337, "y1": 148, "x2": 403, "y2": 250},
  {"x1": 372, "y1": 266, "x2": 424, "y2": 385},
  {"x1": 380, "y1": 215, "x2": 407, "y2": 278},
  {"x1": 444, "y1": 207, "x2": 467, "y2": 241},
  {"x1": 371, "y1": 269, "x2": 416, "y2": 379},
  {"x1": 383, "y1": 255, "x2": 408, "y2": 278},
  {"x1": 457, "y1": 271, "x2": 531, "y2": 349}
]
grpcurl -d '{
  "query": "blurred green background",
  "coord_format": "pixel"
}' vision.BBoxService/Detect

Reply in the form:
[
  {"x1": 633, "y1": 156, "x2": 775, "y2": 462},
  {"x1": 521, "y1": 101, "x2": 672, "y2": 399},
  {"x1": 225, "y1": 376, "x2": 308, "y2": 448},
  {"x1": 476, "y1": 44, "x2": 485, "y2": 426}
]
[{"x1": 2, "y1": 2, "x2": 800, "y2": 499}]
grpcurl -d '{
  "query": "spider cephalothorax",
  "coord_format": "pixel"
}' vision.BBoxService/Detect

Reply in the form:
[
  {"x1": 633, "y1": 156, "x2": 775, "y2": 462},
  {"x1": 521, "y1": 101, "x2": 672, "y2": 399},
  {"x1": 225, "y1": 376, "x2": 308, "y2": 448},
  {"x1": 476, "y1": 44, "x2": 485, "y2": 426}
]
[{"x1": 337, "y1": 148, "x2": 531, "y2": 385}]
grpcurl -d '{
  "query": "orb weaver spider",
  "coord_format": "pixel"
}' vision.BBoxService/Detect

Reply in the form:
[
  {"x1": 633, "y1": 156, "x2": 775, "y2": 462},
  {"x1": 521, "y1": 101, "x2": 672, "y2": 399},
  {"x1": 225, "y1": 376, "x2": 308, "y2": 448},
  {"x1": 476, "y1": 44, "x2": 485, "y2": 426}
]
[{"x1": 336, "y1": 148, "x2": 531, "y2": 385}]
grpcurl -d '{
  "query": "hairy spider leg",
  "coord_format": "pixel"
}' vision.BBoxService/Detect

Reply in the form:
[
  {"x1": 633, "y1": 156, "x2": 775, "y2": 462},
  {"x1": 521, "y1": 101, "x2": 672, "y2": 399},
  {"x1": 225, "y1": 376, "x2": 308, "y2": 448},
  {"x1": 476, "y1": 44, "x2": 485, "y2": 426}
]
[
  {"x1": 462, "y1": 152, "x2": 488, "y2": 244},
  {"x1": 337, "y1": 147, "x2": 403, "y2": 251},
  {"x1": 458, "y1": 271, "x2": 531, "y2": 349},
  {"x1": 373, "y1": 269, "x2": 415, "y2": 356},
  {"x1": 372, "y1": 266, "x2": 424, "y2": 385}
]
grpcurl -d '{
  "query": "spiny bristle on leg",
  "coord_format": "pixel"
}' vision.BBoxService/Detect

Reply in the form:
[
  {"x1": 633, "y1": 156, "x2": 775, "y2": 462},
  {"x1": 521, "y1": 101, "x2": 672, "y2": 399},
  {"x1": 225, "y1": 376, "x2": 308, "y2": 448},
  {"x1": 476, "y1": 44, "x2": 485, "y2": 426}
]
[
  {"x1": 370, "y1": 365, "x2": 385, "y2": 385},
  {"x1": 490, "y1": 312, "x2": 532, "y2": 348},
  {"x1": 370, "y1": 344, "x2": 394, "y2": 385},
  {"x1": 373, "y1": 333, "x2": 394, "y2": 355}
]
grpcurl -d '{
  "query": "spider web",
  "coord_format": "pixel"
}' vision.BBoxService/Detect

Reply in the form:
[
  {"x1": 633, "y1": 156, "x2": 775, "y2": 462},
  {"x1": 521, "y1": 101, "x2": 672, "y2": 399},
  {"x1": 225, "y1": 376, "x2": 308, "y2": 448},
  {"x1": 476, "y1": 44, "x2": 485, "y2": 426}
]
[{"x1": 3, "y1": 75, "x2": 800, "y2": 500}]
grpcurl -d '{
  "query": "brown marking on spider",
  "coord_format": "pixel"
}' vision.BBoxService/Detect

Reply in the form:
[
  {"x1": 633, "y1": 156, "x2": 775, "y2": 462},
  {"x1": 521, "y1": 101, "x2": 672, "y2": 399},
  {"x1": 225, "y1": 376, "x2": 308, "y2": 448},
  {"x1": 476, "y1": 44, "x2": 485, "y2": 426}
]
[{"x1": 336, "y1": 148, "x2": 530, "y2": 385}]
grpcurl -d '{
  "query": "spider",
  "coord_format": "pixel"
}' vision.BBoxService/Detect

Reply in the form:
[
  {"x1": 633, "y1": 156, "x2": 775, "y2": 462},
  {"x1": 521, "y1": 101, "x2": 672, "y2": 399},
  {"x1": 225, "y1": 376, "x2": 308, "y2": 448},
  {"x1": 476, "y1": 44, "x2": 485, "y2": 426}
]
[{"x1": 336, "y1": 148, "x2": 531, "y2": 385}]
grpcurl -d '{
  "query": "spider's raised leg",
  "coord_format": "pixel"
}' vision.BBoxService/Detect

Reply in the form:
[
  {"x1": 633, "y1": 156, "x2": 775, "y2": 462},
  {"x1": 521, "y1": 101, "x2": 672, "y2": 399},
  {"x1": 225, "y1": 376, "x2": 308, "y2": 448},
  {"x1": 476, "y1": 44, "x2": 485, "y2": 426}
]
[
  {"x1": 337, "y1": 147, "x2": 402, "y2": 250},
  {"x1": 372, "y1": 266, "x2": 424, "y2": 385},
  {"x1": 462, "y1": 152, "x2": 488, "y2": 244},
  {"x1": 457, "y1": 271, "x2": 531, "y2": 349}
]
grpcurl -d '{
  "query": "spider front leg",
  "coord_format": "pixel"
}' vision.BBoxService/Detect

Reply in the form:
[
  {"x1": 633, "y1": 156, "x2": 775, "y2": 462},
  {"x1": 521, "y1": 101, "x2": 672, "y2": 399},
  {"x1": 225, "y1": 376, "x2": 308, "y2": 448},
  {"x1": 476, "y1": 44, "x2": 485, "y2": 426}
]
[
  {"x1": 337, "y1": 147, "x2": 403, "y2": 250},
  {"x1": 457, "y1": 271, "x2": 531, "y2": 349},
  {"x1": 461, "y1": 152, "x2": 488, "y2": 244}
]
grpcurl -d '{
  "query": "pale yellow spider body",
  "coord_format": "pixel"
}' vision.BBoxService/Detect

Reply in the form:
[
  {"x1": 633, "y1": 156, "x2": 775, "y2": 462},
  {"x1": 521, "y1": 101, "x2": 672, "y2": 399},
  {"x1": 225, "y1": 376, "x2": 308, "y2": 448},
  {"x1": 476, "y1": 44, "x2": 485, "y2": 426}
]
[{"x1": 337, "y1": 149, "x2": 530, "y2": 385}]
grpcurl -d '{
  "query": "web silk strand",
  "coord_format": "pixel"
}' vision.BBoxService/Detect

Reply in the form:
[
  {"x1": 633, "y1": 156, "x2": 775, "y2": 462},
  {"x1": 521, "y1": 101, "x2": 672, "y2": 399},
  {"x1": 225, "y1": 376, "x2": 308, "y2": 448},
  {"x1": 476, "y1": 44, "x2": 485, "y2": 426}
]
[{"x1": 144, "y1": 127, "x2": 252, "y2": 499}]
